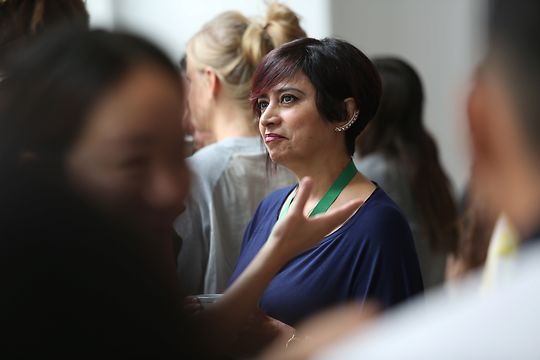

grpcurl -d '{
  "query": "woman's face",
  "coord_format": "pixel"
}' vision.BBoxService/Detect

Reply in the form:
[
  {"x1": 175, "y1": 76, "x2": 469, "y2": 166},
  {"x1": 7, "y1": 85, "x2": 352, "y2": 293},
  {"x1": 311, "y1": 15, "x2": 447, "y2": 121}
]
[
  {"x1": 67, "y1": 66, "x2": 189, "y2": 238},
  {"x1": 256, "y1": 71, "x2": 340, "y2": 169},
  {"x1": 185, "y1": 55, "x2": 212, "y2": 132}
]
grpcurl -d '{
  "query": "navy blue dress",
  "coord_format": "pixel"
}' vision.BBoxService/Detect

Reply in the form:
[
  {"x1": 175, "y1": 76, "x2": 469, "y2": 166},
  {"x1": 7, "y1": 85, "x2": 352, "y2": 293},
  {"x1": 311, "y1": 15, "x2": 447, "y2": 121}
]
[{"x1": 228, "y1": 185, "x2": 424, "y2": 326}]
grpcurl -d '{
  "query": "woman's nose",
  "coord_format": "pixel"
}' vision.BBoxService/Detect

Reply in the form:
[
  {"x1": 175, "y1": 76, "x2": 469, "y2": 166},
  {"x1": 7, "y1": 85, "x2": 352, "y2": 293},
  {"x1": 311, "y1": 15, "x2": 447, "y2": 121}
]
[{"x1": 259, "y1": 104, "x2": 281, "y2": 128}]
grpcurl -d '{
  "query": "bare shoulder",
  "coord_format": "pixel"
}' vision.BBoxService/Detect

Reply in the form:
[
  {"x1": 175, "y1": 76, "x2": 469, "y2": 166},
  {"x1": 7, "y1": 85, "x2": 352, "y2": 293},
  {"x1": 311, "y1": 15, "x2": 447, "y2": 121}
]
[
  {"x1": 346, "y1": 173, "x2": 376, "y2": 201},
  {"x1": 331, "y1": 173, "x2": 376, "y2": 212}
]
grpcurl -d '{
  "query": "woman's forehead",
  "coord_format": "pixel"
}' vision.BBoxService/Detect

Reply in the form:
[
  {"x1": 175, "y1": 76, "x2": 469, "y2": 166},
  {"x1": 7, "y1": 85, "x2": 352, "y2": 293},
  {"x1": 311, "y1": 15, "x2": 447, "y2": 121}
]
[{"x1": 262, "y1": 72, "x2": 313, "y2": 95}]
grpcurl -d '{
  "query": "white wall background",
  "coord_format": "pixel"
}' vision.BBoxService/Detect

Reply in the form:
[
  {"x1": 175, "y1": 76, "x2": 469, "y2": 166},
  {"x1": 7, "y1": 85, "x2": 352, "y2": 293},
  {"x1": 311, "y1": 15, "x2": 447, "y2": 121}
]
[
  {"x1": 331, "y1": 0, "x2": 486, "y2": 192},
  {"x1": 85, "y1": 0, "x2": 486, "y2": 193},
  {"x1": 86, "y1": 0, "x2": 329, "y2": 60}
]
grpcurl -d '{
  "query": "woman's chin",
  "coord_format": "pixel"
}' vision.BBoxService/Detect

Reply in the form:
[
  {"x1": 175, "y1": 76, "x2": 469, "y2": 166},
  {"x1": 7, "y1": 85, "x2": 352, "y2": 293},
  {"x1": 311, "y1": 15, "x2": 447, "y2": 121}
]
[
  {"x1": 268, "y1": 152, "x2": 283, "y2": 165},
  {"x1": 267, "y1": 149, "x2": 296, "y2": 169}
]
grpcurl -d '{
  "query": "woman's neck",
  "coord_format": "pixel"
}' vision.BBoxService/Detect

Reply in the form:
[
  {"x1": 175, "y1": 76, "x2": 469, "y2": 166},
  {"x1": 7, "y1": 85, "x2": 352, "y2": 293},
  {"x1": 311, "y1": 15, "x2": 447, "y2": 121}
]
[
  {"x1": 291, "y1": 153, "x2": 353, "y2": 200},
  {"x1": 211, "y1": 103, "x2": 259, "y2": 142}
]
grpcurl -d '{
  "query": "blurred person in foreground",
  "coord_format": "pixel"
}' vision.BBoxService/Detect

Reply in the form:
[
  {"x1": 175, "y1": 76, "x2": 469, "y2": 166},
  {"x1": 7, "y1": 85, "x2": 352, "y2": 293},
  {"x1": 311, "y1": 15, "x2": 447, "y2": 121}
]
[{"x1": 261, "y1": 0, "x2": 540, "y2": 358}]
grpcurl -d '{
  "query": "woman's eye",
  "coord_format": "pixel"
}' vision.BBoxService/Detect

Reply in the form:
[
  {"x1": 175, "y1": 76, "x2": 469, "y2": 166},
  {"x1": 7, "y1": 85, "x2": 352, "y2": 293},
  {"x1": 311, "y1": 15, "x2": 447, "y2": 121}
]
[
  {"x1": 257, "y1": 100, "x2": 269, "y2": 112},
  {"x1": 281, "y1": 94, "x2": 297, "y2": 104}
]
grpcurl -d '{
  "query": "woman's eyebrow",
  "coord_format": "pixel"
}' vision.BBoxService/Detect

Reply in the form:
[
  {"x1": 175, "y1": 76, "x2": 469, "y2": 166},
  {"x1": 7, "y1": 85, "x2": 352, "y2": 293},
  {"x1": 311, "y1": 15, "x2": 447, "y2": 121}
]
[
  {"x1": 277, "y1": 86, "x2": 306, "y2": 95},
  {"x1": 257, "y1": 86, "x2": 306, "y2": 98}
]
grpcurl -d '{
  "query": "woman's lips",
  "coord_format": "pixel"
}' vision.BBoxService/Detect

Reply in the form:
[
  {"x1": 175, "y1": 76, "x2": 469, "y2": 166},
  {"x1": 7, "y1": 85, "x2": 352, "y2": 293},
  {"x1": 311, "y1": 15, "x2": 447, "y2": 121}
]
[{"x1": 264, "y1": 133, "x2": 286, "y2": 143}]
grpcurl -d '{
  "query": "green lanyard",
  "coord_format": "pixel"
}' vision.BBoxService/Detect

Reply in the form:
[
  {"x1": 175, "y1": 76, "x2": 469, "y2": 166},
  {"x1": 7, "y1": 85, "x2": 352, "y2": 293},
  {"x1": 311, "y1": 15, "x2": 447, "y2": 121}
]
[{"x1": 278, "y1": 160, "x2": 357, "y2": 221}]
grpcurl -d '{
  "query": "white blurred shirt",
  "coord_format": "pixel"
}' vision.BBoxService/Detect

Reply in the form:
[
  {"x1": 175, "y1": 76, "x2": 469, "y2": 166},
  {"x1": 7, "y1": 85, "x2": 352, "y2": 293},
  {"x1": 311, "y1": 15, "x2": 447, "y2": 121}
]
[{"x1": 315, "y1": 241, "x2": 540, "y2": 360}]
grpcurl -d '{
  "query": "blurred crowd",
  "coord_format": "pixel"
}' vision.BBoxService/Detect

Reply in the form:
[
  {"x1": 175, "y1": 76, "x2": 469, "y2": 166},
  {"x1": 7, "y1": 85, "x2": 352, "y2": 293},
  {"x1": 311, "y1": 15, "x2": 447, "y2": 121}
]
[{"x1": 1, "y1": 0, "x2": 539, "y2": 358}]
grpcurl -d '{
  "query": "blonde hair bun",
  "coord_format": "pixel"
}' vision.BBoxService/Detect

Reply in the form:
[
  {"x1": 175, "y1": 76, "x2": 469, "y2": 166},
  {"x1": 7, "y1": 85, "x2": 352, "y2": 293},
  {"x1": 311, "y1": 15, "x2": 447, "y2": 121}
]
[
  {"x1": 187, "y1": 2, "x2": 306, "y2": 108},
  {"x1": 264, "y1": 2, "x2": 306, "y2": 47}
]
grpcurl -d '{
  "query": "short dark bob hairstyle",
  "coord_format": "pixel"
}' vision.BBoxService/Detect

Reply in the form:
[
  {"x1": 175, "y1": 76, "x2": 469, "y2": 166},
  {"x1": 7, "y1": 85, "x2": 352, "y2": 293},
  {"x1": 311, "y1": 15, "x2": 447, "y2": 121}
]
[{"x1": 251, "y1": 37, "x2": 381, "y2": 155}]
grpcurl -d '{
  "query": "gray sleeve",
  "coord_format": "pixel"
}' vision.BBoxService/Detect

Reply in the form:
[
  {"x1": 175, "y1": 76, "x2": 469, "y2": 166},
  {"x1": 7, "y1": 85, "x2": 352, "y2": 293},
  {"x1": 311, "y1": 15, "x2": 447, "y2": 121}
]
[{"x1": 174, "y1": 180, "x2": 209, "y2": 296}]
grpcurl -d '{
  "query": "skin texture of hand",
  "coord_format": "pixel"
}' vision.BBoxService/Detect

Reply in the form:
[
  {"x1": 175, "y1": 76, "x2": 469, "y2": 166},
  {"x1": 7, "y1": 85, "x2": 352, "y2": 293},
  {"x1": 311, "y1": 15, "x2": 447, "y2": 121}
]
[
  {"x1": 192, "y1": 177, "x2": 364, "y2": 353},
  {"x1": 185, "y1": 297, "x2": 293, "y2": 357},
  {"x1": 229, "y1": 309, "x2": 295, "y2": 357},
  {"x1": 183, "y1": 296, "x2": 203, "y2": 316},
  {"x1": 258, "y1": 302, "x2": 380, "y2": 360}
]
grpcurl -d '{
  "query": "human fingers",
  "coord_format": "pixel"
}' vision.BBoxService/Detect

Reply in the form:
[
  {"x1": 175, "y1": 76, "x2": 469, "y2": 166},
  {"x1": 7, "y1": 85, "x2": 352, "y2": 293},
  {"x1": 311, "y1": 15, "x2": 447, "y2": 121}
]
[
  {"x1": 183, "y1": 296, "x2": 203, "y2": 315},
  {"x1": 288, "y1": 177, "x2": 313, "y2": 216}
]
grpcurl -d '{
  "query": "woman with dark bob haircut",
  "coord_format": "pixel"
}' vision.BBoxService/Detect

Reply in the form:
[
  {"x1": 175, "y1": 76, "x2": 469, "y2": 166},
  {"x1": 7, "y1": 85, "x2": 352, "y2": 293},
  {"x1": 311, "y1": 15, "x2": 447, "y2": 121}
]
[{"x1": 228, "y1": 38, "x2": 424, "y2": 351}]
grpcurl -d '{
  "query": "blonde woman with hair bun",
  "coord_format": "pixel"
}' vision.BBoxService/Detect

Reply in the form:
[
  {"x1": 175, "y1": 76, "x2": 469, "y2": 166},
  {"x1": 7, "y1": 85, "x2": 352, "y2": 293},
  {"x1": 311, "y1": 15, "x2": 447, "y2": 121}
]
[{"x1": 175, "y1": 2, "x2": 306, "y2": 295}]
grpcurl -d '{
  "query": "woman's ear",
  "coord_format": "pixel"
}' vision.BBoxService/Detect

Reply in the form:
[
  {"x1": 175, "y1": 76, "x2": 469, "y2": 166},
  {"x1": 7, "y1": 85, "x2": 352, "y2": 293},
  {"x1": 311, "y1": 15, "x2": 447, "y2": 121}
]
[
  {"x1": 334, "y1": 98, "x2": 360, "y2": 133},
  {"x1": 343, "y1": 97, "x2": 358, "y2": 121},
  {"x1": 334, "y1": 97, "x2": 358, "y2": 128},
  {"x1": 203, "y1": 67, "x2": 221, "y2": 98}
]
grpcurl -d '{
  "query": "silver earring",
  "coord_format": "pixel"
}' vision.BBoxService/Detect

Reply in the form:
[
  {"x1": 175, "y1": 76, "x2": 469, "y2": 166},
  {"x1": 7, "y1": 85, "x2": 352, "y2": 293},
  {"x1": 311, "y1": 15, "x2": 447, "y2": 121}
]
[{"x1": 334, "y1": 110, "x2": 359, "y2": 132}]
